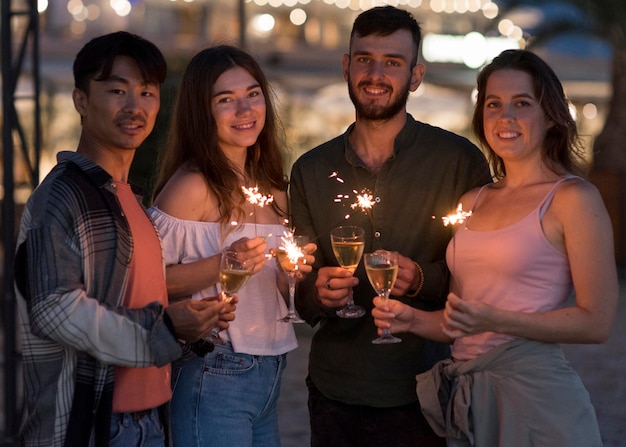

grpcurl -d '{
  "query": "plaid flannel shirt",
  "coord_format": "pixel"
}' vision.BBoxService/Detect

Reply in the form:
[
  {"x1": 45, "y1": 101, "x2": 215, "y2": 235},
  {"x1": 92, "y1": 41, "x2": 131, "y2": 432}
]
[{"x1": 15, "y1": 151, "x2": 181, "y2": 447}]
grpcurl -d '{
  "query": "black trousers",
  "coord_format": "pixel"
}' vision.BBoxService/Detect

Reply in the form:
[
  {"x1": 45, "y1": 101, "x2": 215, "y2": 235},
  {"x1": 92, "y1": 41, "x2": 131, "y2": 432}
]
[{"x1": 306, "y1": 375, "x2": 447, "y2": 447}]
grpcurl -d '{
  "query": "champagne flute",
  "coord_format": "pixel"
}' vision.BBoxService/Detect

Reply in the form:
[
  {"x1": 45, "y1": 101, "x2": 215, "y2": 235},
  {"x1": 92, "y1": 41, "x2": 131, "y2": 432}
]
[
  {"x1": 364, "y1": 250, "x2": 401, "y2": 344},
  {"x1": 331, "y1": 225, "x2": 366, "y2": 318},
  {"x1": 277, "y1": 234, "x2": 308, "y2": 323},
  {"x1": 207, "y1": 248, "x2": 254, "y2": 344}
]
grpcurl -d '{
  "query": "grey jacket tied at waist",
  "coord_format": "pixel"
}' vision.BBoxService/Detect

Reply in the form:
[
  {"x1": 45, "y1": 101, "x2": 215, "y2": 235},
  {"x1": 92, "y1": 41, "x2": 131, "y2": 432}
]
[{"x1": 416, "y1": 338, "x2": 602, "y2": 447}]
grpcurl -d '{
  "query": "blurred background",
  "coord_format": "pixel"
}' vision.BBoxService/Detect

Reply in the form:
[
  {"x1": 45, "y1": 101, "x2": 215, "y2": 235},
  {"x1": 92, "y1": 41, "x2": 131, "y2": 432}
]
[{"x1": 2, "y1": 0, "x2": 624, "y2": 445}]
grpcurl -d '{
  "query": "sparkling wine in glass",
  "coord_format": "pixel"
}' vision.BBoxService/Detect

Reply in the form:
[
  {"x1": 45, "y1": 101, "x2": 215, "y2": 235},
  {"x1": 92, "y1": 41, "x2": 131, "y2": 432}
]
[
  {"x1": 364, "y1": 250, "x2": 401, "y2": 344},
  {"x1": 219, "y1": 267, "x2": 252, "y2": 301},
  {"x1": 277, "y1": 234, "x2": 308, "y2": 323},
  {"x1": 331, "y1": 225, "x2": 366, "y2": 318},
  {"x1": 207, "y1": 248, "x2": 253, "y2": 344}
]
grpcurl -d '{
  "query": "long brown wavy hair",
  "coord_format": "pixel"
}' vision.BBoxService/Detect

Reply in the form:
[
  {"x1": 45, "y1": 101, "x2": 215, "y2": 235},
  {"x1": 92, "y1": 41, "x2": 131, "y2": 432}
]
[
  {"x1": 153, "y1": 45, "x2": 288, "y2": 231},
  {"x1": 472, "y1": 49, "x2": 588, "y2": 180}
]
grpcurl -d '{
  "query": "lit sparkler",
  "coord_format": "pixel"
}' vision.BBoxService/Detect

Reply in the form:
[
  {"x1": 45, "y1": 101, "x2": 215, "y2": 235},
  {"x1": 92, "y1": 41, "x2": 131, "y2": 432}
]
[
  {"x1": 241, "y1": 185, "x2": 274, "y2": 237},
  {"x1": 441, "y1": 204, "x2": 471, "y2": 293},
  {"x1": 279, "y1": 230, "x2": 305, "y2": 268},
  {"x1": 242, "y1": 186, "x2": 274, "y2": 207},
  {"x1": 329, "y1": 171, "x2": 376, "y2": 219},
  {"x1": 442, "y1": 204, "x2": 472, "y2": 226},
  {"x1": 351, "y1": 190, "x2": 375, "y2": 212}
]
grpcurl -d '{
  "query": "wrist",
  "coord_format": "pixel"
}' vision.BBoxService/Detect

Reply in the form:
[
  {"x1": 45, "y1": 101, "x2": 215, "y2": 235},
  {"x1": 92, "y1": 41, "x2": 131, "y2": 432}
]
[
  {"x1": 163, "y1": 309, "x2": 177, "y2": 338},
  {"x1": 406, "y1": 261, "x2": 424, "y2": 297}
]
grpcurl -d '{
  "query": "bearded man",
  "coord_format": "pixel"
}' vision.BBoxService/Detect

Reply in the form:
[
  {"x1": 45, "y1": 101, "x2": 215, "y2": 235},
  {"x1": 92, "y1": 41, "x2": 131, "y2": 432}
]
[{"x1": 289, "y1": 6, "x2": 491, "y2": 447}]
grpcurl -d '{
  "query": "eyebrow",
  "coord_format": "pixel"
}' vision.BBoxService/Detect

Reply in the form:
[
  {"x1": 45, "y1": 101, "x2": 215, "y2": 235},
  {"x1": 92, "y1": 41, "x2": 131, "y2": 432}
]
[
  {"x1": 486, "y1": 92, "x2": 535, "y2": 100},
  {"x1": 213, "y1": 83, "x2": 261, "y2": 98},
  {"x1": 352, "y1": 50, "x2": 407, "y2": 61},
  {"x1": 100, "y1": 75, "x2": 158, "y2": 88},
  {"x1": 99, "y1": 75, "x2": 129, "y2": 84}
]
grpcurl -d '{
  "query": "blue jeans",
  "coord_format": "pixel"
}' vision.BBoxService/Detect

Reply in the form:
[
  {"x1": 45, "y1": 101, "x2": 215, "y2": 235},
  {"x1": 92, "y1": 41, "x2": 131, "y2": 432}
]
[
  {"x1": 109, "y1": 408, "x2": 165, "y2": 447},
  {"x1": 170, "y1": 343, "x2": 287, "y2": 447}
]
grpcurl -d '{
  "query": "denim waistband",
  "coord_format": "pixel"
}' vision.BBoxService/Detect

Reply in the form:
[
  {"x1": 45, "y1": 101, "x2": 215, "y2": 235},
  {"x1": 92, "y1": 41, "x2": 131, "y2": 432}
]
[{"x1": 112, "y1": 406, "x2": 159, "y2": 422}]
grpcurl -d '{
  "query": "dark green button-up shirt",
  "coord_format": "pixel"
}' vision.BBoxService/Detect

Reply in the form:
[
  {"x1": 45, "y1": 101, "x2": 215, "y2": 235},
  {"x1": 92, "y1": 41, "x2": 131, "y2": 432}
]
[{"x1": 290, "y1": 114, "x2": 491, "y2": 407}]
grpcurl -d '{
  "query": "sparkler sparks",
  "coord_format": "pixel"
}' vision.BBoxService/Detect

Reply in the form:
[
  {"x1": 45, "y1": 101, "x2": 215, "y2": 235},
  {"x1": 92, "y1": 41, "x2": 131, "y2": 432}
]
[
  {"x1": 351, "y1": 190, "x2": 375, "y2": 211},
  {"x1": 442, "y1": 204, "x2": 472, "y2": 226},
  {"x1": 329, "y1": 172, "x2": 344, "y2": 183},
  {"x1": 329, "y1": 172, "x2": 376, "y2": 218},
  {"x1": 279, "y1": 230, "x2": 305, "y2": 267},
  {"x1": 441, "y1": 204, "x2": 471, "y2": 291},
  {"x1": 241, "y1": 186, "x2": 274, "y2": 236},
  {"x1": 242, "y1": 186, "x2": 274, "y2": 207}
]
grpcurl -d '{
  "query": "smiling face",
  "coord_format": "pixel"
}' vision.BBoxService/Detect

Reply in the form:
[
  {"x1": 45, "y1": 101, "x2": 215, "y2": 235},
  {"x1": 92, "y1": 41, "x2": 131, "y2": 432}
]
[
  {"x1": 343, "y1": 29, "x2": 423, "y2": 121},
  {"x1": 72, "y1": 55, "x2": 160, "y2": 153},
  {"x1": 482, "y1": 69, "x2": 553, "y2": 164},
  {"x1": 211, "y1": 66, "x2": 266, "y2": 154}
]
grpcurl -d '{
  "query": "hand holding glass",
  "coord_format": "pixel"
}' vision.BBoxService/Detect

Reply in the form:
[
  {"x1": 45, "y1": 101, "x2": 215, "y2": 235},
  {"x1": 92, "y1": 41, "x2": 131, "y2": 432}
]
[
  {"x1": 364, "y1": 250, "x2": 401, "y2": 344},
  {"x1": 277, "y1": 235, "x2": 308, "y2": 323},
  {"x1": 208, "y1": 248, "x2": 254, "y2": 344},
  {"x1": 331, "y1": 225, "x2": 366, "y2": 318}
]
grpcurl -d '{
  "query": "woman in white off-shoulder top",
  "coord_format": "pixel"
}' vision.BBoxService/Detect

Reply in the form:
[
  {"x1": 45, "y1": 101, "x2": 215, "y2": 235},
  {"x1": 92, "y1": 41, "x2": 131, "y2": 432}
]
[{"x1": 148, "y1": 45, "x2": 316, "y2": 447}]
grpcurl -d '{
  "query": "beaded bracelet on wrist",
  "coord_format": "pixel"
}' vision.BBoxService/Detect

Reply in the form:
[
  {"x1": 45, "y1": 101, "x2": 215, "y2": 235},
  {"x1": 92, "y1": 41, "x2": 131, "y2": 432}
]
[{"x1": 406, "y1": 261, "x2": 424, "y2": 297}]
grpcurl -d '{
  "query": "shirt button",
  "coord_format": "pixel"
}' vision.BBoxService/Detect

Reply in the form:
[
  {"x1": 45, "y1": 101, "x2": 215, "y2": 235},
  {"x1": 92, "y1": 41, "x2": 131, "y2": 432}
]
[{"x1": 374, "y1": 231, "x2": 381, "y2": 238}]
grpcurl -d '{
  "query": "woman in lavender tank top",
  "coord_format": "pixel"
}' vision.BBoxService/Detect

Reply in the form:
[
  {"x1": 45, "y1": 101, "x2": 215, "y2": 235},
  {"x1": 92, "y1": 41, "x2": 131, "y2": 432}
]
[{"x1": 372, "y1": 49, "x2": 618, "y2": 447}]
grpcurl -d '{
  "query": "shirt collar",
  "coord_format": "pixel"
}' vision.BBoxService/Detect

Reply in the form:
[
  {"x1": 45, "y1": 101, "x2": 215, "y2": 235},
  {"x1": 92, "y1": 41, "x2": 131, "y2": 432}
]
[
  {"x1": 56, "y1": 151, "x2": 144, "y2": 197},
  {"x1": 342, "y1": 113, "x2": 415, "y2": 168}
]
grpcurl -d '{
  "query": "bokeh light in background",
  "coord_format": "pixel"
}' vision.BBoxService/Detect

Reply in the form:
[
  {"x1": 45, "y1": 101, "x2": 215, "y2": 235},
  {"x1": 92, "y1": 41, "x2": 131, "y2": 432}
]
[
  {"x1": 18, "y1": 0, "x2": 609, "y2": 189},
  {"x1": 1, "y1": 7, "x2": 619, "y2": 446},
  {"x1": 38, "y1": 0, "x2": 527, "y2": 63},
  {"x1": 289, "y1": 8, "x2": 307, "y2": 25},
  {"x1": 583, "y1": 103, "x2": 598, "y2": 120},
  {"x1": 253, "y1": 13, "x2": 276, "y2": 33}
]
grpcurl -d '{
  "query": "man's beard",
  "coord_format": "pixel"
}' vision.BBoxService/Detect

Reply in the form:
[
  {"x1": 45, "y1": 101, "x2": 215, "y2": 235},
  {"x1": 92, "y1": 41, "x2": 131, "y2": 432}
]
[{"x1": 347, "y1": 77, "x2": 410, "y2": 121}]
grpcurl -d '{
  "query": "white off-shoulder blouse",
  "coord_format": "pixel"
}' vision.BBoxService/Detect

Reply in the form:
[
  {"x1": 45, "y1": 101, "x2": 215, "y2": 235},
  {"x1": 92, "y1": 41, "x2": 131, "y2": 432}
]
[{"x1": 149, "y1": 206, "x2": 298, "y2": 356}]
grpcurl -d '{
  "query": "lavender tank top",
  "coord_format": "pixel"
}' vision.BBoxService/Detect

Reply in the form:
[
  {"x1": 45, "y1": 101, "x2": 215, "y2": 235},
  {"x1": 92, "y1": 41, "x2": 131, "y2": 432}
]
[{"x1": 448, "y1": 177, "x2": 575, "y2": 361}]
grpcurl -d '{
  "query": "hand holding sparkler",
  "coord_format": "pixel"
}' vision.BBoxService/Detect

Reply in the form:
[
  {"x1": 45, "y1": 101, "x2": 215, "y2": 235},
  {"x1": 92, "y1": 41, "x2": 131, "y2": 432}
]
[{"x1": 228, "y1": 236, "x2": 269, "y2": 276}]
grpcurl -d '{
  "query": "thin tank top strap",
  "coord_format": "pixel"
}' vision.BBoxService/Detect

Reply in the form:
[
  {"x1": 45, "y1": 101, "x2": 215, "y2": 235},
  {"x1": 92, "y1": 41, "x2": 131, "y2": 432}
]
[
  {"x1": 468, "y1": 184, "x2": 491, "y2": 212},
  {"x1": 538, "y1": 174, "x2": 581, "y2": 218}
]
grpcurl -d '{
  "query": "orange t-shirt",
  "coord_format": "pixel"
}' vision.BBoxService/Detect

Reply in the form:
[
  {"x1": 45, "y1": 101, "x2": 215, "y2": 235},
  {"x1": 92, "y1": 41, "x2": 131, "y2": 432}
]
[{"x1": 112, "y1": 182, "x2": 172, "y2": 412}]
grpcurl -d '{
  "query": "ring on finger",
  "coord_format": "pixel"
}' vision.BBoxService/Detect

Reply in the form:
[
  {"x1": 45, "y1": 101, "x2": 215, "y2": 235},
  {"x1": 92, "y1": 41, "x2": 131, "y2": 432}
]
[{"x1": 326, "y1": 278, "x2": 332, "y2": 290}]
